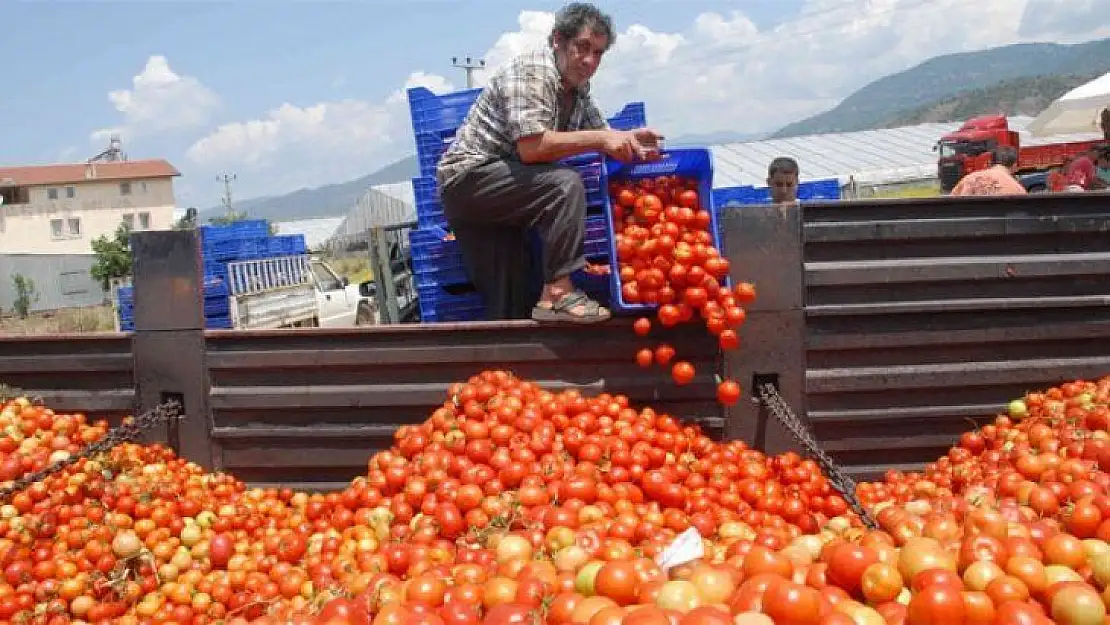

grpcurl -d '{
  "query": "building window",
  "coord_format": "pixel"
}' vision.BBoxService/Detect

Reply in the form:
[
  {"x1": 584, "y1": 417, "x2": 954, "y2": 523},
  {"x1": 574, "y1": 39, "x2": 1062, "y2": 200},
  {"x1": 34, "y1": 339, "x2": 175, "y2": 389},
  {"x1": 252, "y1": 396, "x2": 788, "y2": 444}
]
[
  {"x1": 50, "y1": 219, "x2": 64, "y2": 239},
  {"x1": 68, "y1": 218, "x2": 81, "y2": 237},
  {"x1": 138, "y1": 212, "x2": 151, "y2": 230},
  {"x1": 0, "y1": 186, "x2": 30, "y2": 205},
  {"x1": 47, "y1": 188, "x2": 58, "y2": 200},
  {"x1": 122, "y1": 213, "x2": 135, "y2": 229},
  {"x1": 65, "y1": 186, "x2": 76, "y2": 199},
  {"x1": 120, "y1": 182, "x2": 132, "y2": 196}
]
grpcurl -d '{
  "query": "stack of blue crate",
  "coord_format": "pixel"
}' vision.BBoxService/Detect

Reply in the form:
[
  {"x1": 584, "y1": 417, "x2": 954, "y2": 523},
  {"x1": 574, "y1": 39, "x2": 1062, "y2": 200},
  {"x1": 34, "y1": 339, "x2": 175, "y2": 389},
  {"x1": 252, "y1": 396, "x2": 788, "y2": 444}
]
[
  {"x1": 116, "y1": 277, "x2": 235, "y2": 330},
  {"x1": 405, "y1": 85, "x2": 647, "y2": 321},
  {"x1": 116, "y1": 220, "x2": 309, "y2": 331}
]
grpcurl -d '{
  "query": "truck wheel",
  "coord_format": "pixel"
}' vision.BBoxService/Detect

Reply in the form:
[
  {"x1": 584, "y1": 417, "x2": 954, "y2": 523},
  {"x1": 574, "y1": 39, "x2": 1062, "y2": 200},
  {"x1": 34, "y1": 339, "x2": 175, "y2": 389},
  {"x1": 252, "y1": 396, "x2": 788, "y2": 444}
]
[{"x1": 355, "y1": 304, "x2": 375, "y2": 326}]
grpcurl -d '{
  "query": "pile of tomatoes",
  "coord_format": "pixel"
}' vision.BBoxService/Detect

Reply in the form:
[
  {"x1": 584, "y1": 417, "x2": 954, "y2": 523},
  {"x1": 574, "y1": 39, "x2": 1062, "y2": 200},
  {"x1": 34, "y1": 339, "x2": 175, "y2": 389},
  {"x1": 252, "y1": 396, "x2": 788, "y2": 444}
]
[
  {"x1": 606, "y1": 175, "x2": 752, "y2": 405},
  {"x1": 2, "y1": 374, "x2": 1110, "y2": 625}
]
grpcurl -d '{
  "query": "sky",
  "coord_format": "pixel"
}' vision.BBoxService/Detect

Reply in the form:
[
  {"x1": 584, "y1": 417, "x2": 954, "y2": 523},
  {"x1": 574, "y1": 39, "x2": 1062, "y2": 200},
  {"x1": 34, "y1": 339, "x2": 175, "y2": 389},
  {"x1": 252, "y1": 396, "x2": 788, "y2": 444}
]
[{"x1": 1, "y1": 0, "x2": 1108, "y2": 209}]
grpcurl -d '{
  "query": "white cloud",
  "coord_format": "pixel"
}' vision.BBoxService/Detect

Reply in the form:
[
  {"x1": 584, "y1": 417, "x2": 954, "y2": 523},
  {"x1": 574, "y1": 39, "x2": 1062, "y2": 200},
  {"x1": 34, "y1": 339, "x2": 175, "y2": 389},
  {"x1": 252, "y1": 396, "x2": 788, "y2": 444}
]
[
  {"x1": 91, "y1": 55, "x2": 219, "y2": 144},
  {"x1": 185, "y1": 71, "x2": 458, "y2": 195},
  {"x1": 183, "y1": 0, "x2": 1110, "y2": 199}
]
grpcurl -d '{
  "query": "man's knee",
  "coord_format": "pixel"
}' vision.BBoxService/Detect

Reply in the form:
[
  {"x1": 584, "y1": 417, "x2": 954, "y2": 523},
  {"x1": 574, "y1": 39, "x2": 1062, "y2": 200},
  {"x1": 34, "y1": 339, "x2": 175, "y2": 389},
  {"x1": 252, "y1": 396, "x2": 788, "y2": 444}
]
[{"x1": 544, "y1": 167, "x2": 586, "y2": 201}]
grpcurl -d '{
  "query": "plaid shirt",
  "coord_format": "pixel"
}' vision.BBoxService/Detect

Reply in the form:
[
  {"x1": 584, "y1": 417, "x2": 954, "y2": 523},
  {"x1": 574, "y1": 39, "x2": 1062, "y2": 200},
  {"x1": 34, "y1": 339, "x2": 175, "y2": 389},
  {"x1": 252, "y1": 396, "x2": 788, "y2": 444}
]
[{"x1": 437, "y1": 46, "x2": 609, "y2": 189}]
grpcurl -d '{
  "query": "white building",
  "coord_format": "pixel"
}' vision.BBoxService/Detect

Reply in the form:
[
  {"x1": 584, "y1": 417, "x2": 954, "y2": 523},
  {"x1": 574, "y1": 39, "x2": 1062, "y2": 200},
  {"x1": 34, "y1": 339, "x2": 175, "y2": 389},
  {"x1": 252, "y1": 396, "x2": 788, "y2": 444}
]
[
  {"x1": 0, "y1": 159, "x2": 180, "y2": 254},
  {"x1": 0, "y1": 158, "x2": 179, "y2": 313}
]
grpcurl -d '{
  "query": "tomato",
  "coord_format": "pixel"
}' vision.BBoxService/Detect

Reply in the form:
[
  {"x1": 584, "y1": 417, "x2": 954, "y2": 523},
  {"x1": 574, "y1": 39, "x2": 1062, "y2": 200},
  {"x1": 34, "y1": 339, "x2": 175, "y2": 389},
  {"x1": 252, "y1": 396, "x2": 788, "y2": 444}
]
[
  {"x1": 716, "y1": 380, "x2": 741, "y2": 406},
  {"x1": 907, "y1": 584, "x2": 965, "y2": 625},
  {"x1": 671, "y1": 362, "x2": 696, "y2": 386},
  {"x1": 318, "y1": 598, "x2": 372, "y2": 625}
]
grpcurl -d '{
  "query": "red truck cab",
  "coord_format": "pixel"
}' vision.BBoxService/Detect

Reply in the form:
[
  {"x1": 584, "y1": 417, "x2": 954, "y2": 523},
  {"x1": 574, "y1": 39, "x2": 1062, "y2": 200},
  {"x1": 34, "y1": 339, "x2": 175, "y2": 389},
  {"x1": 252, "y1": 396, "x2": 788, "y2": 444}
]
[{"x1": 936, "y1": 114, "x2": 1104, "y2": 193}]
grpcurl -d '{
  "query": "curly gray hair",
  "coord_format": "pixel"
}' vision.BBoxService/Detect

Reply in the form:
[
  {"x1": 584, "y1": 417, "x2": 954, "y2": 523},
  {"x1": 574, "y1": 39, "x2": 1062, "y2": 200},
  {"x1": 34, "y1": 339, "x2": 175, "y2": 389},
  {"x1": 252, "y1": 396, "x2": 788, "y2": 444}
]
[{"x1": 548, "y1": 3, "x2": 616, "y2": 50}]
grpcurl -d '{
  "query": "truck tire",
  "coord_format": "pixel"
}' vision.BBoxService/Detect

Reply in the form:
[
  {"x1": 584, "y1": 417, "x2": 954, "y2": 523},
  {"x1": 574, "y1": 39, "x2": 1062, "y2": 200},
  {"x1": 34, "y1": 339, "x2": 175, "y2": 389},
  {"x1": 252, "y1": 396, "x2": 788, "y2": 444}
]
[
  {"x1": 1027, "y1": 184, "x2": 1047, "y2": 194},
  {"x1": 355, "y1": 303, "x2": 375, "y2": 326}
]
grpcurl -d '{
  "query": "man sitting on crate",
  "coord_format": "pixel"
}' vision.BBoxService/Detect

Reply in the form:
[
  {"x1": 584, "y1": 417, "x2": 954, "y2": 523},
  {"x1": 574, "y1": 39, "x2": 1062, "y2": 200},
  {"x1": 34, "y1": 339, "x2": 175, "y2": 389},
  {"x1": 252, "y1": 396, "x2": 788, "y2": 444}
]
[{"x1": 436, "y1": 2, "x2": 663, "y2": 323}]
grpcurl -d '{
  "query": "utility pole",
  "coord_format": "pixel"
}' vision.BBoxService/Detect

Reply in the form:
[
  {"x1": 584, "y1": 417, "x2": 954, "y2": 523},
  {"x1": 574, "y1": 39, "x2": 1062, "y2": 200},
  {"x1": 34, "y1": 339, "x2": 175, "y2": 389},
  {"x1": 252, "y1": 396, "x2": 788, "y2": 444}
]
[
  {"x1": 452, "y1": 56, "x2": 486, "y2": 89},
  {"x1": 217, "y1": 173, "x2": 237, "y2": 217}
]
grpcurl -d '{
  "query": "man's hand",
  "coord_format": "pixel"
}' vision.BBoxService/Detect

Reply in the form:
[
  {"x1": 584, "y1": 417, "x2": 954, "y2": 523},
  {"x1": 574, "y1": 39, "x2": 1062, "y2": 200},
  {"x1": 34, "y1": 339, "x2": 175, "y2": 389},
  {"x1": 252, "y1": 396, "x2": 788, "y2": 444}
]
[{"x1": 601, "y1": 129, "x2": 665, "y2": 163}]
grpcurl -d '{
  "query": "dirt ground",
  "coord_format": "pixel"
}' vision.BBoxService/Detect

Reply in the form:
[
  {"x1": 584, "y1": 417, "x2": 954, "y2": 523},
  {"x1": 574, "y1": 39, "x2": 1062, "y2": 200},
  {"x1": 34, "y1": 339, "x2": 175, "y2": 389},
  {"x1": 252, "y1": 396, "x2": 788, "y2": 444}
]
[{"x1": 0, "y1": 305, "x2": 116, "y2": 335}]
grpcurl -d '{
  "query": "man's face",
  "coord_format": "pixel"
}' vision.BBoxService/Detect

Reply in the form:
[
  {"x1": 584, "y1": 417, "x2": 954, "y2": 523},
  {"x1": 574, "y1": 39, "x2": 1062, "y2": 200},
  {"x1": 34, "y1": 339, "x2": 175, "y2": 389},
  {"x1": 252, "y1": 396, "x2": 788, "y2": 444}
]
[
  {"x1": 768, "y1": 171, "x2": 799, "y2": 204},
  {"x1": 554, "y1": 27, "x2": 609, "y2": 88}
]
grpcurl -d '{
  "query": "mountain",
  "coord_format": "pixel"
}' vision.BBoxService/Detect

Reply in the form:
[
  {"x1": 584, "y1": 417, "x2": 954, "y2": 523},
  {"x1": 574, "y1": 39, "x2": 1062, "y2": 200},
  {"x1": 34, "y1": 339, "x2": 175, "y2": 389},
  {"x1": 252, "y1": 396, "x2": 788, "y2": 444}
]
[
  {"x1": 772, "y1": 38, "x2": 1110, "y2": 138},
  {"x1": 196, "y1": 156, "x2": 420, "y2": 223},
  {"x1": 197, "y1": 130, "x2": 759, "y2": 223},
  {"x1": 883, "y1": 73, "x2": 1100, "y2": 127}
]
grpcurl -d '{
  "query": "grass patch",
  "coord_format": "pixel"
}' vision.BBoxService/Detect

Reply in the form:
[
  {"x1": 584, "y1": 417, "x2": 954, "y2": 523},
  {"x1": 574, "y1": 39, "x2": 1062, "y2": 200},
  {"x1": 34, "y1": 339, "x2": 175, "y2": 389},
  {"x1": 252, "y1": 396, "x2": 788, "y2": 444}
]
[
  {"x1": 869, "y1": 183, "x2": 942, "y2": 199},
  {"x1": 0, "y1": 305, "x2": 116, "y2": 335}
]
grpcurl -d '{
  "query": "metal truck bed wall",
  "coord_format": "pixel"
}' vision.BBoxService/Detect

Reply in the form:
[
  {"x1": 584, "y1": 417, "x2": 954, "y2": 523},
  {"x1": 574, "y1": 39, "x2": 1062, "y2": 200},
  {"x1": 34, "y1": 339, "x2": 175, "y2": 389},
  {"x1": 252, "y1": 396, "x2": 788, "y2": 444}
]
[
  {"x1": 724, "y1": 193, "x2": 1110, "y2": 479},
  {"x1": 2, "y1": 193, "x2": 1108, "y2": 488}
]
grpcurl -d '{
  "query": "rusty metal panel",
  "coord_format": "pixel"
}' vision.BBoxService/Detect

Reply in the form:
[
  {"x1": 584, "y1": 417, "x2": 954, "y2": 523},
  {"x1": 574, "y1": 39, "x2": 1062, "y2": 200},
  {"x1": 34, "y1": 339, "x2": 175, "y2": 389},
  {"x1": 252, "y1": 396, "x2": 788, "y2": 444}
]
[
  {"x1": 0, "y1": 333, "x2": 135, "y2": 422},
  {"x1": 802, "y1": 194, "x2": 1110, "y2": 480},
  {"x1": 205, "y1": 320, "x2": 723, "y2": 490}
]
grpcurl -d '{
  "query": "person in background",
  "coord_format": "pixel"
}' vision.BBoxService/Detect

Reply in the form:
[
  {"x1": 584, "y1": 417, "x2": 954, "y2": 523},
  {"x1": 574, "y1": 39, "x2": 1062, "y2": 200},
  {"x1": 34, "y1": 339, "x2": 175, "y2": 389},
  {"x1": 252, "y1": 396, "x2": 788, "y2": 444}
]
[
  {"x1": 767, "y1": 157, "x2": 799, "y2": 204},
  {"x1": 1095, "y1": 145, "x2": 1110, "y2": 188},
  {"x1": 950, "y1": 146, "x2": 1027, "y2": 196},
  {"x1": 1101, "y1": 108, "x2": 1110, "y2": 141},
  {"x1": 436, "y1": 2, "x2": 662, "y2": 324},
  {"x1": 1063, "y1": 147, "x2": 1103, "y2": 191}
]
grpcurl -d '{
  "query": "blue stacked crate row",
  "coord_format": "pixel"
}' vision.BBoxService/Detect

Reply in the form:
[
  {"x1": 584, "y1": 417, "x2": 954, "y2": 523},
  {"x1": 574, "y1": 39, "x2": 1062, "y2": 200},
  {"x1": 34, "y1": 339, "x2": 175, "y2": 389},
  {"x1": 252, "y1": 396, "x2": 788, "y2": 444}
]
[
  {"x1": 116, "y1": 277, "x2": 236, "y2": 330},
  {"x1": 116, "y1": 220, "x2": 309, "y2": 330},
  {"x1": 711, "y1": 178, "x2": 843, "y2": 243},
  {"x1": 405, "y1": 85, "x2": 648, "y2": 321}
]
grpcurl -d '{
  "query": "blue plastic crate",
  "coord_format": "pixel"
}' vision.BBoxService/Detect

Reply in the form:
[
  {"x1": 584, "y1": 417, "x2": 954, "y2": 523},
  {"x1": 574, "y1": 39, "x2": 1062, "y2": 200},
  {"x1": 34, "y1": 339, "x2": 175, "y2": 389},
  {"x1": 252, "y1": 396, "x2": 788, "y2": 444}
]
[
  {"x1": 120, "y1": 320, "x2": 134, "y2": 332},
  {"x1": 411, "y1": 176, "x2": 447, "y2": 229},
  {"x1": 204, "y1": 299, "x2": 230, "y2": 316},
  {"x1": 412, "y1": 254, "x2": 471, "y2": 288},
  {"x1": 206, "y1": 316, "x2": 234, "y2": 330},
  {"x1": 198, "y1": 220, "x2": 271, "y2": 245},
  {"x1": 414, "y1": 131, "x2": 456, "y2": 180},
  {"x1": 264, "y1": 235, "x2": 308, "y2": 257},
  {"x1": 715, "y1": 179, "x2": 842, "y2": 207},
  {"x1": 409, "y1": 227, "x2": 455, "y2": 259},
  {"x1": 584, "y1": 215, "x2": 609, "y2": 256},
  {"x1": 202, "y1": 237, "x2": 267, "y2": 262},
  {"x1": 571, "y1": 258, "x2": 612, "y2": 307},
  {"x1": 712, "y1": 185, "x2": 759, "y2": 208},
  {"x1": 416, "y1": 283, "x2": 486, "y2": 322},
  {"x1": 420, "y1": 303, "x2": 487, "y2": 322},
  {"x1": 603, "y1": 148, "x2": 727, "y2": 314},
  {"x1": 798, "y1": 179, "x2": 842, "y2": 201},
  {"x1": 407, "y1": 86, "x2": 483, "y2": 137},
  {"x1": 607, "y1": 102, "x2": 647, "y2": 131}
]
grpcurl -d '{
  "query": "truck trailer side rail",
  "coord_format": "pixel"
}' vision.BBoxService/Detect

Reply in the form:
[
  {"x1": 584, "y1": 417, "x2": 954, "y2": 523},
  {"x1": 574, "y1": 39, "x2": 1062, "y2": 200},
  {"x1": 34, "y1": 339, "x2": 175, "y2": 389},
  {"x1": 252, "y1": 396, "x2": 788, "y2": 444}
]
[{"x1": 2, "y1": 193, "x2": 1109, "y2": 489}]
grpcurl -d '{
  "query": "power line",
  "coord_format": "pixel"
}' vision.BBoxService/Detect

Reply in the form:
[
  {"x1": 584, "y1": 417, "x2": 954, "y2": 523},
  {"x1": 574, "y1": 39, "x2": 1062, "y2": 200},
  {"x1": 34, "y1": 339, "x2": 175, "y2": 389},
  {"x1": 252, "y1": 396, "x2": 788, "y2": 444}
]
[
  {"x1": 452, "y1": 56, "x2": 486, "y2": 89},
  {"x1": 217, "y1": 173, "x2": 237, "y2": 216}
]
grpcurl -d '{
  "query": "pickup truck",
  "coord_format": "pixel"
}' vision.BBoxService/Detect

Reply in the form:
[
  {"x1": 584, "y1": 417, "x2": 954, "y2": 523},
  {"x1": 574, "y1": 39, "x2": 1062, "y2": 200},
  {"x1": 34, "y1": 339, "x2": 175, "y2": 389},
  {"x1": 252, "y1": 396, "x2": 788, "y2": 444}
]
[
  {"x1": 114, "y1": 256, "x2": 378, "y2": 331},
  {"x1": 936, "y1": 114, "x2": 1104, "y2": 193},
  {"x1": 221, "y1": 256, "x2": 377, "y2": 329}
]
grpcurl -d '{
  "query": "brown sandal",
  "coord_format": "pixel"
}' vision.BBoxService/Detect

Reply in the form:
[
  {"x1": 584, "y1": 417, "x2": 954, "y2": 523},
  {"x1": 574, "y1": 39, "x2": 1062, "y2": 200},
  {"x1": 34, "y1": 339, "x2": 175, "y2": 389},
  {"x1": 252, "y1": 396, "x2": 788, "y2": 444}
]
[{"x1": 531, "y1": 290, "x2": 611, "y2": 324}]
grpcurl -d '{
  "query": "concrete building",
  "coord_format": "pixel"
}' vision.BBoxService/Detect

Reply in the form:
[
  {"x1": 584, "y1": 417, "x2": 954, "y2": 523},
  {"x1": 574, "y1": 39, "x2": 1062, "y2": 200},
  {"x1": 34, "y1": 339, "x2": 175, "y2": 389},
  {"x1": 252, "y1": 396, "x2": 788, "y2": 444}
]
[
  {"x1": 0, "y1": 159, "x2": 180, "y2": 254},
  {"x1": 0, "y1": 158, "x2": 180, "y2": 314}
]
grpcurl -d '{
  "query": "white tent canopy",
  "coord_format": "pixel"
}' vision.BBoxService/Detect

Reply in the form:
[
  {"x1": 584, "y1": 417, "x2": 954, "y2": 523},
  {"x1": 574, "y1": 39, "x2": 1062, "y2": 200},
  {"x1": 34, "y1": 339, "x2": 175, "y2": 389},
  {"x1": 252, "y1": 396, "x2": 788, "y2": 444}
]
[{"x1": 1028, "y1": 71, "x2": 1110, "y2": 138}]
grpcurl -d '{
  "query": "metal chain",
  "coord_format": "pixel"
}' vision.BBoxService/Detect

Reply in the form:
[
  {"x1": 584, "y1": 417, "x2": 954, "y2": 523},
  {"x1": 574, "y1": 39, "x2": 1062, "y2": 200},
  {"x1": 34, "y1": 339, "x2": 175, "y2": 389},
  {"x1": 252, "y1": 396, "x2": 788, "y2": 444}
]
[
  {"x1": 0, "y1": 400, "x2": 183, "y2": 503},
  {"x1": 756, "y1": 383, "x2": 879, "y2": 529}
]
